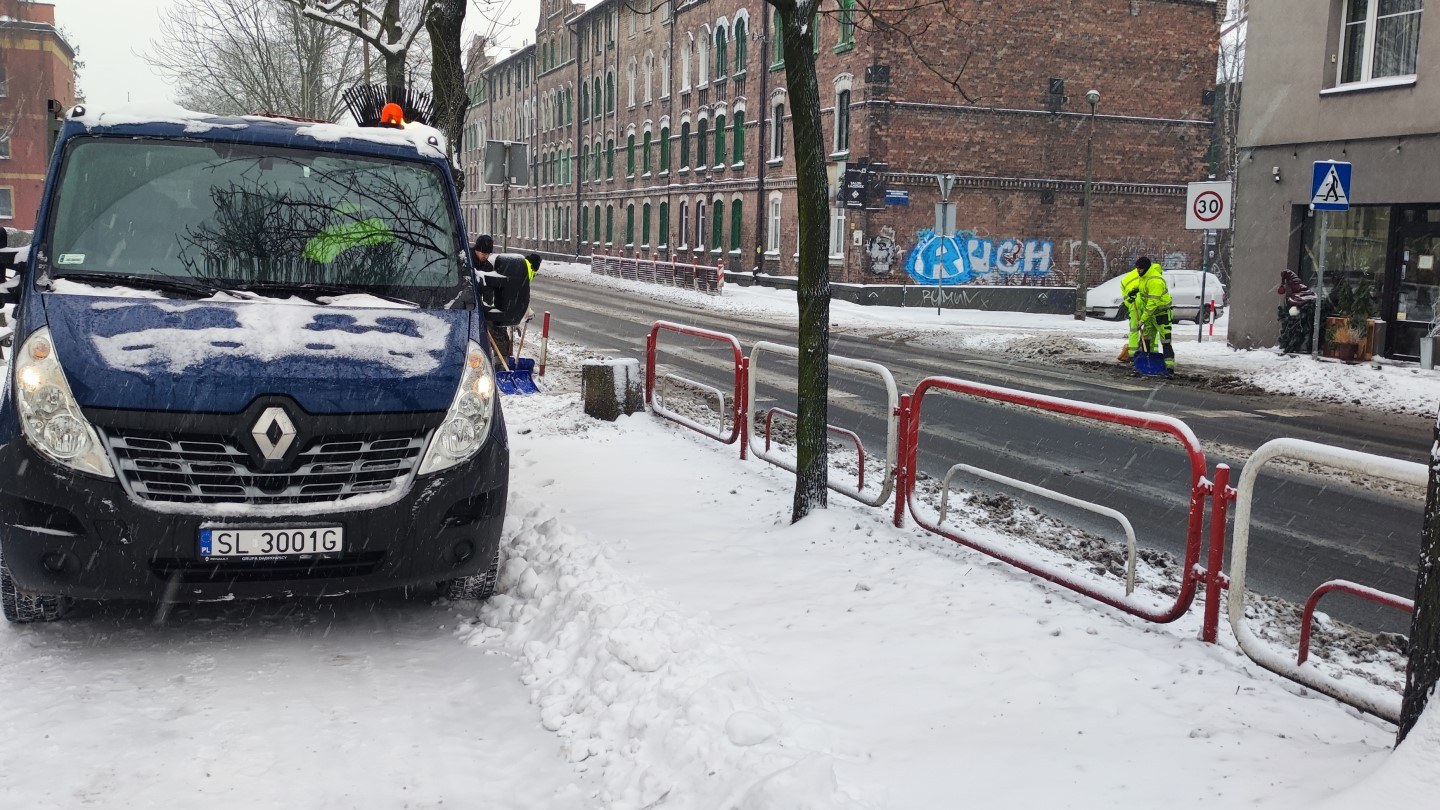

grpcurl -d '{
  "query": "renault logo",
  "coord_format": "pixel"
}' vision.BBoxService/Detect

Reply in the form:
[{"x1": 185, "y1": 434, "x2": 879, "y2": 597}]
[{"x1": 251, "y1": 407, "x2": 297, "y2": 461}]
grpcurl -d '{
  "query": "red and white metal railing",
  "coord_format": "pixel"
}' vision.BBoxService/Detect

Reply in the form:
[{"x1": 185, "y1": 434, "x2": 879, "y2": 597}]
[
  {"x1": 645, "y1": 320, "x2": 747, "y2": 459},
  {"x1": 745, "y1": 341, "x2": 899, "y2": 507},
  {"x1": 896, "y1": 376, "x2": 1213, "y2": 625},
  {"x1": 1228, "y1": 437, "x2": 1426, "y2": 722},
  {"x1": 593, "y1": 251, "x2": 725, "y2": 295},
  {"x1": 763, "y1": 407, "x2": 867, "y2": 492}
]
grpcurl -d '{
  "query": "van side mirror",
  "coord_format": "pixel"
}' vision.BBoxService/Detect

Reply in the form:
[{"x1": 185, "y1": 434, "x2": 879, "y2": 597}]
[{"x1": 485, "y1": 253, "x2": 531, "y2": 327}]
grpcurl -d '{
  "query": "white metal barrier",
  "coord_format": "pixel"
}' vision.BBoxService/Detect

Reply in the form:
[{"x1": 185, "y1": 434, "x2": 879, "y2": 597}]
[
  {"x1": 1228, "y1": 437, "x2": 1425, "y2": 722},
  {"x1": 939, "y1": 463, "x2": 1139, "y2": 595},
  {"x1": 655, "y1": 372, "x2": 727, "y2": 437},
  {"x1": 745, "y1": 341, "x2": 899, "y2": 507}
]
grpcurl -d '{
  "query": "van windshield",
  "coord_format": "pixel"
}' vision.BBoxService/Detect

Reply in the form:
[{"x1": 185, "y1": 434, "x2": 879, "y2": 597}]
[{"x1": 46, "y1": 138, "x2": 463, "y2": 303}]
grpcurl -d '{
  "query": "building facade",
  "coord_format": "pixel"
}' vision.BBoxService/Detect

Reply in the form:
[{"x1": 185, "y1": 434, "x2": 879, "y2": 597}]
[
  {"x1": 1230, "y1": 0, "x2": 1431, "y2": 360},
  {"x1": 0, "y1": 0, "x2": 75, "y2": 231},
  {"x1": 461, "y1": 0, "x2": 1219, "y2": 301}
]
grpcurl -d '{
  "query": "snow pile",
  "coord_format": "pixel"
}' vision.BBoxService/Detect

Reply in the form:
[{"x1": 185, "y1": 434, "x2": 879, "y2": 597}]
[
  {"x1": 1317, "y1": 701, "x2": 1440, "y2": 806},
  {"x1": 456, "y1": 436, "x2": 868, "y2": 809}
]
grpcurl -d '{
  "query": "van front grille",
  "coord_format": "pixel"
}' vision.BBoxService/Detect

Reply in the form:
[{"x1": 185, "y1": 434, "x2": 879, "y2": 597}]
[{"x1": 104, "y1": 430, "x2": 427, "y2": 505}]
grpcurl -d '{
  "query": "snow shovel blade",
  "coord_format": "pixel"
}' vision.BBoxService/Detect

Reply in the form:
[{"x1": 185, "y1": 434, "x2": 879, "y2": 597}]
[
  {"x1": 495, "y1": 357, "x2": 541, "y2": 395},
  {"x1": 1132, "y1": 351, "x2": 1168, "y2": 377}
]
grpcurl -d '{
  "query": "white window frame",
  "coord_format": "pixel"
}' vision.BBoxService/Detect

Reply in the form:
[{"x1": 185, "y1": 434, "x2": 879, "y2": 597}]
[
  {"x1": 828, "y1": 206, "x2": 846, "y2": 259},
  {"x1": 766, "y1": 192, "x2": 782, "y2": 254},
  {"x1": 0, "y1": 187, "x2": 13, "y2": 219},
  {"x1": 1336, "y1": 0, "x2": 1423, "y2": 87}
]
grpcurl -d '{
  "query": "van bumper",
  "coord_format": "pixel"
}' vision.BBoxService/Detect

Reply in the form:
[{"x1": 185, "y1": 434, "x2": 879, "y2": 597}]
[{"x1": 0, "y1": 433, "x2": 508, "y2": 603}]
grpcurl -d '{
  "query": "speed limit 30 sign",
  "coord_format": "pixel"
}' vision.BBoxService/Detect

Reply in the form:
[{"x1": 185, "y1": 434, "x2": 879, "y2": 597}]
[{"x1": 1185, "y1": 181, "x2": 1233, "y2": 230}]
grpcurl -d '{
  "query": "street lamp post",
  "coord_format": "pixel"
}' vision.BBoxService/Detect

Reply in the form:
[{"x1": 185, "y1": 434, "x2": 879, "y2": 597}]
[{"x1": 1075, "y1": 89, "x2": 1100, "y2": 321}]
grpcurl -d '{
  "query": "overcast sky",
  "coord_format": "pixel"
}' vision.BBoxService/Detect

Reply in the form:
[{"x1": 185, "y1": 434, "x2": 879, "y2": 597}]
[{"x1": 53, "y1": 0, "x2": 542, "y2": 109}]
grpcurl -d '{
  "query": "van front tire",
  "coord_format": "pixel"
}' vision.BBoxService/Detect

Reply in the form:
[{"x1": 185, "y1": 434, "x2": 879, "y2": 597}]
[
  {"x1": 441, "y1": 557, "x2": 499, "y2": 602},
  {"x1": 1, "y1": 553, "x2": 71, "y2": 623}
]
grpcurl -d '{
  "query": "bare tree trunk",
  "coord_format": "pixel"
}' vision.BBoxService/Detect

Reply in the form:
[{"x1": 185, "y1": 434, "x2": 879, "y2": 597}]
[
  {"x1": 771, "y1": 0, "x2": 830, "y2": 522},
  {"x1": 1399, "y1": 407, "x2": 1440, "y2": 743},
  {"x1": 382, "y1": 0, "x2": 406, "y2": 87},
  {"x1": 426, "y1": 0, "x2": 466, "y2": 173}
]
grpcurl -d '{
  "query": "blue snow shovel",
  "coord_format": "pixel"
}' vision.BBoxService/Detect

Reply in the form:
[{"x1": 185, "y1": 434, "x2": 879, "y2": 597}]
[
  {"x1": 488, "y1": 330, "x2": 541, "y2": 395},
  {"x1": 1132, "y1": 312, "x2": 1169, "y2": 377}
]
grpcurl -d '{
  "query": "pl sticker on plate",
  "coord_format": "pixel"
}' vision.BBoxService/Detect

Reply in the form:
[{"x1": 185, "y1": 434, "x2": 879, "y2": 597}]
[{"x1": 56, "y1": 254, "x2": 85, "y2": 265}]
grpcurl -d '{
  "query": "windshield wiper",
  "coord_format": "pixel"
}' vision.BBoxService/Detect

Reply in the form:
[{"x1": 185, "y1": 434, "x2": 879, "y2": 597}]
[
  {"x1": 50, "y1": 271, "x2": 223, "y2": 300},
  {"x1": 238, "y1": 281, "x2": 418, "y2": 308}
]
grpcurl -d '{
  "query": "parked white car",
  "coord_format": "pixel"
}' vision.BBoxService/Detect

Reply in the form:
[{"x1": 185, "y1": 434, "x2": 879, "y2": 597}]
[{"x1": 1085, "y1": 269, "x2": 1226, "y2": 323}]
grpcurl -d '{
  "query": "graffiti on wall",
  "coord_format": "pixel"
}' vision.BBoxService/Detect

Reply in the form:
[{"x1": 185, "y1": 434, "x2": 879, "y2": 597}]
[
  {"x1": 899, "y1": 229, "x2": 1194, "y2": 287},
  {"x1": 866, "y1": 226, "x2": 899, "y2": 276},
  {"x1": 904, "y1": 229, "x2": 1062, "y2": 286}
]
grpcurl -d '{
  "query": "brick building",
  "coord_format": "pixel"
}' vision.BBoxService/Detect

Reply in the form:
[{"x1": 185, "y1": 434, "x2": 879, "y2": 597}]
[
  {"x1": 0, "y1": 0, "x2": 76, "y2": 230},
  {"x1": 460, "y1": 0, "x2": 1219, "y2": 305}
]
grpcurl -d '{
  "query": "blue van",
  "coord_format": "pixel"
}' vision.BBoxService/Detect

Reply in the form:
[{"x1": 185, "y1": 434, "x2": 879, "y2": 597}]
[{"x1": 0, "y1": 106, "x2": 522, "y2": 621}]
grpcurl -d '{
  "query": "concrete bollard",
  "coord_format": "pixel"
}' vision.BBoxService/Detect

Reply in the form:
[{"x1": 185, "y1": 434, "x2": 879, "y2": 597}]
[{"x1": 581, "y1": 359, "x2": 645, "y2": 421}]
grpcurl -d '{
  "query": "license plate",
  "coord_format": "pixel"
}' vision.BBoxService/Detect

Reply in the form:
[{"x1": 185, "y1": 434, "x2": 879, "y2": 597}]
[{"x1": 199, "y1": 526, "x2": 344, "y2": 559}]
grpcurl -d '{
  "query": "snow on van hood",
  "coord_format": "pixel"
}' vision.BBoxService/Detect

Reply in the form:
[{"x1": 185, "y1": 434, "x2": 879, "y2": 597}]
[{"x1": 42, "y1": 293, "x2": 468, "y2": 414}]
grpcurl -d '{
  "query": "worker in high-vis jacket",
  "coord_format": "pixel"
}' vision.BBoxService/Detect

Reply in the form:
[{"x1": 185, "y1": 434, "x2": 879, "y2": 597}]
[{"x1": 1120, "y1": 257, "x2": 1175, "y2": 375}]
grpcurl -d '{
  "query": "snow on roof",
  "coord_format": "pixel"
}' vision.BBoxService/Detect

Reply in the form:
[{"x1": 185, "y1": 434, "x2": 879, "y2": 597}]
[{"x1": 73, "y1": 102, "x2": 448, "y2": 159}]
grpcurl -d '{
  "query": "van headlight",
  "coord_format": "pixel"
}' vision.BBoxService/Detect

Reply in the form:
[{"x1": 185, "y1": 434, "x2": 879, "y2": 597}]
[
  {"x1": 418, "y1": 340, "x2": 496, "y2": 475},
  {"x1": 14, "y1": 327, "x2": 115, "y2": 478}
]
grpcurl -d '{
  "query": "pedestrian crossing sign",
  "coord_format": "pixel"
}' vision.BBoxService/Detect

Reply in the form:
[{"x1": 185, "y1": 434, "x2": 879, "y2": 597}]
[{"x1": 1310, "y1": 161, "x2": 1352, "y2": 211}]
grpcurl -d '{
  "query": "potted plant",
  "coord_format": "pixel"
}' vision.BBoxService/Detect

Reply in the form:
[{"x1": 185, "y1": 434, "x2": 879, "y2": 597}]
[{"x1": 1324, "y1": 277, "x2": 1378, "y2": 363}]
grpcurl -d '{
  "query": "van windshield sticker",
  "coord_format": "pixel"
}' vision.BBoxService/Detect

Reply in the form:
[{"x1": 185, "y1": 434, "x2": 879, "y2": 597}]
[{"x1": 57, "y1": 254, "x2": 85, "y2": 265}]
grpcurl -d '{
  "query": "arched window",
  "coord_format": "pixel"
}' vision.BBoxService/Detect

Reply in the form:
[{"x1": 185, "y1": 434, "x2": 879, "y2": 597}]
[
  {"x1": 679, "y1": 120, "x2": 691, "y2": 168},
  {"x1": 581, "y1": 206, "x2": 589, "y2": 244},
  {"x1": 678, "y1": 201, "x2": 689, "y2": 248},
  {"x1": 661, "y1": 48, "x2": 671, "y2": 97},
  {"x1": 642, "y1": 129, "x2": 653, "y2": 173},
  {"x1": 730, "y1": 198, "x2": 743, "y2": 251},
  {"x1": 697, "y1": 28, "x2": 710, "y2": 85},
  {"x1": 564, "y1": 147, "x2": 571, "y2": 184},
  {"x1": 714, "y1": 25, "x2": 727, "y2": 79},
  {"x1": 659, "y1": 124, "x2": 671, "y2": 172},
  {"x1": 734, "y1": 17, "x2": 748, "y2": 72},
  {"x1": 771, "y1": 10, "x2": 783, "y2": 66},
  {"x1": 593, "y1": 139, "x2": 602, "y2": 180},
  {"x1": 696, "y1": 201, "x2": 707, "y2": 250},
  {"x1": 580, "y1": 144, "x2": 588, "y2": 182},
  {"x1": 594, "y1": 204, "x2": 602, "y2": 243},
  {"x1": 838, "y1": 0, "x2": 856, "y2": 47},
  {"x1": 766, "y1": 192, "x2": 782, "y2": 253},
  {"x1": 606, "y1": 137, "x2": 615, "y2": 179},
  {"x1": 627, "y1": 132, "x2": 636, "y2": 176},
  {"x1": 711, "y1": 199, "x2": 724, "y2": 253},
  {"x1": 713, "y1": 112, "x2": 726, "y2": 168},
  {"x1": 593, "y1": 77, "x2": 602, "y2": 119},
  {"x1": 732, "y1": 109, "x2": 744, "y2": 164},
  {"x1": 696, "y1": 118, "x2": 710, "y2": 169},
  {"x1": 565, "y1": 88, "x2": 573, "y2": 124},
  {"x1": 605, "y1": 204, "x2": 614, "y2": 245},
  {"x1": 644, "y1": 51, "x2": 655, "y2": 102},
  {"x1": 627, "y1": 59, "x2": 637, "y2": 107},
  {"x1": 681, "y1": 36, "x2": 693, "y2": 90},
  {"x1": 659, "y1": 202, "x2": 669, "y2": 248},
  {"x1": 834, "y1": 78, "x2": 852, "y2": 153},
  {"x1": 606, "y1": 72, "x2": 615, "y2": 112},
  {"x1": 580, "y1": 84, "x2": 589, "y2": 119},
  {"x1": 625, "y1": 203, "x2": 635, "y2": 247},
  {"x1": 771, "y1": 101, "x2": 785, "y2": 159},
  {"x1": 642, "y1": 202, "x2": 652, "y2": 247}
]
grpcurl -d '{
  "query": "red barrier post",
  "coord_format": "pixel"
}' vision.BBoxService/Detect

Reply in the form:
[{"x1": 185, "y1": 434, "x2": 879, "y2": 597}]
[
  {"x1": 645, "y1": 321, "x2": 745, "y2": 448},
  {"x1": 1202, "y1": 463, "x2": 1233, "y2": 643},
  {"x1": 893, "y1": 394, "x2": 912, "y2": 528},
  {"x1": 539, "y1": 311, "x2": 551, "y2": 377},
  {"x1": 1298, "y1": 580, "x2": 1415, "y2": 664}
]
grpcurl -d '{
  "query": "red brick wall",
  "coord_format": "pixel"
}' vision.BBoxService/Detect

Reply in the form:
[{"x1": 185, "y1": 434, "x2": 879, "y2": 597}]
[
  {"x1": 0, "y1": 1, "x2": 76, "y2": 230},
  {"x1": 459, "y1": 0, "x2": 1217, "y2": 288}
]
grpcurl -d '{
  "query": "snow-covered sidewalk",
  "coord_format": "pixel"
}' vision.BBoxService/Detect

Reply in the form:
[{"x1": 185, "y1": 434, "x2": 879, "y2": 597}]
[
  {"x1": 454, "y1": 362, "x2": 1425, "y2": 808},
  {"x1": 542, "y1": 262, "x2": 1440, "y2": 418}
]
